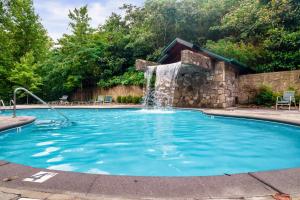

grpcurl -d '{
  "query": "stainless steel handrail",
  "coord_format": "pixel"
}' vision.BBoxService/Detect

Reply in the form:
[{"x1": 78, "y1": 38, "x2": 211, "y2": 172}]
[
  {"x1": 9, "y1": 99, "x2": 14, "y2": 109},
  {"x1": 0, "y1": 100, "x2": 5, "y2": 110},
  {"x1": 13, "y1": 87, "x2": 69, "y2": 121}
]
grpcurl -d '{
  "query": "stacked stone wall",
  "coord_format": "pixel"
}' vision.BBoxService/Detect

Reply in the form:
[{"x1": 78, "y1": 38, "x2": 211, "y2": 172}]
[
  {"x1": 238, "y1": 70, "x2": 300, "y2": 104},
  {"x1": 174, "y1": 62, "x2": 238, "y2": 108}
]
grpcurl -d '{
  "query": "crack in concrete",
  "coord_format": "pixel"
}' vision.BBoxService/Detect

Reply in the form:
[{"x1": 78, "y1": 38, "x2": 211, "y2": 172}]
[
  {"x1": 248, "y1": 173, "x2": 284, "y2": 194},
  {"x1": 85, "y1": 176, "x2": 98, "y2": 196},
  {"x1": 1, "y1": 190, "x2": 21, "y2": 200},
  {"x1": 0, "y1": 161, "x2": 9, "y2": 167}
]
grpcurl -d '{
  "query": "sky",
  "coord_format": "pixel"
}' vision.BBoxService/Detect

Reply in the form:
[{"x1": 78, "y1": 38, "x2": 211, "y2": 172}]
[{"x1": 33, "y1": 0, "x2": 144, "y2": 41}]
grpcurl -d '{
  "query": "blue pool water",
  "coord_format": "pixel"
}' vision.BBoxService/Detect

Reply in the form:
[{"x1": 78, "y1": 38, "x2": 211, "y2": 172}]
[{"x1": 1, "y1": 108, "x2": 300, "y2": 176}]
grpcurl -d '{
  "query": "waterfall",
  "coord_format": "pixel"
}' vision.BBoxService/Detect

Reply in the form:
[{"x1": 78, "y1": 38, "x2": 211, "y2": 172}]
[
  {"x1": 143, "y1": 65, "x2": 156, "y2": 107},
  {"x1": 155, "y1": 62, "x2": 181, "y2": 108},
  {"x1": 143, "y1": 62, "x2": 181, "y2": 108}
]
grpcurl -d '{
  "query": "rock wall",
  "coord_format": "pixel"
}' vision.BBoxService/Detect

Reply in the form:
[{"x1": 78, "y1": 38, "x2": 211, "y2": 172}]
[
  {"x1": 174, "y1": 62, "x2": 238, "y2": 108},
  {"x1": 238, "y1": 70, "x2": 300, "y2": 104},
  {"x1": 137, "y1": 49, "x2": 241, "y2": 108},
  {"x1": 181, "y1": 50, "x2": 212, "y2": 70},
  {"x1": 135, "y1": 59, "x2": 158, "y2": 72}
]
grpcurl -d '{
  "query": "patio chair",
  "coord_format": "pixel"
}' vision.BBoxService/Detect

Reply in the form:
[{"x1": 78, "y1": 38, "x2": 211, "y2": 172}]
[
  {"x1": 104, "y1": 96, "x2": 113, "y2": 104},
  {"x1": 94, "y1": 95, "x2": 104, "y2": 105},
  {"x1": 276, "y1": 91, "x2": 297, "y2": 110},
  {"x1": 59, "y1": 95, "x2": 69, "y2": 105}
]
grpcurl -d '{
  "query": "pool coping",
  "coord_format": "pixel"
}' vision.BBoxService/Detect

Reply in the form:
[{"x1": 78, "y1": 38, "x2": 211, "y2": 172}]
[
  {"x1": 0, "y1": 116, "x2": 36, "y2": 132},
  {"x1": 1, "y1": 106, "x2": 300, "y2": 199},
  {"x1": 1, "y1": 161, "x2": 300, "y2": 199},
  {"x1": 199, "y1": 108, "x2": 300, "y2": 127}
]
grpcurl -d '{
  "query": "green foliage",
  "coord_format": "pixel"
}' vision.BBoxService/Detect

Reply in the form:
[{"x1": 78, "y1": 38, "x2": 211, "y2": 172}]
[
  {"x1": 117, "y1": 96, "x2": 122, "y2": 103},
  {"x1": 39, "y1": 6, "x2": 105, "y2": 99},
  {"x1": 0, "y1": 0, "x2": 50, "y2": 101},
  {"x1": 255, "y1": 85, "x2": 276, "y2": 106},
  {"x1": 1, "y1": 0, "x2": 300, "y2": 102},
  {"x1": 127, "y1": 95, "x2": 133, "y2": 103},
  {"x1": 116, "y1": 95, "x2": 142, "y2": 104},
  {"x1": 121, "y1": 96, "x2": 127, "y2": 103},
  {"x1": 8, "y1": 51, "x2": 42, "y2": 92},
  {"x1": 209, "y1": 0, "x2": 300, "y2": 72},
  {"x1": 132, "y1": 96, "x2": 142, "y2": 104},
  {"x1": 206, "y1": 39, "x2": 264, "y2": 69},
  {"x1": 98, "y1": 68, "x2": 144, "y2": 88},
  {"x1": 259, "y1": 28, "x2": 300, "y2": 72}
]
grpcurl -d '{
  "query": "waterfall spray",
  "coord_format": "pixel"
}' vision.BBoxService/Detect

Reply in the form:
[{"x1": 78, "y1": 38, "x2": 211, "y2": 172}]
[{"x1": 143, "y1": 62, "x2": 181, "y2": 108}]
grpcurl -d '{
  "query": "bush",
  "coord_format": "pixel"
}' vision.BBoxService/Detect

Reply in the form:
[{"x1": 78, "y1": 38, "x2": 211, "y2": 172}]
[
  {"x1": 97, "y1": 68, "x2": 145, "y2": 88},
  {"x1": 121, "y1": 96, "x2": 127, "y2": 103},
  {"x1": 133, "y1": 96, "x2": 142, "y2": 104},
  {"x1": 127, "y1": 95, "x2": 133, "y2": 103},
  {"x1": 206, "y1": 39, "x2": 264, "y2": 70},
  {"x1": 117, "y1": 95, "x2": 142, "y2": 104},
  {"x1": 116, "y1": 96, "x2": 122, "y2": 103},
  {"x1": 255, "y1": 85, "x2": 276, "y2": 106}
]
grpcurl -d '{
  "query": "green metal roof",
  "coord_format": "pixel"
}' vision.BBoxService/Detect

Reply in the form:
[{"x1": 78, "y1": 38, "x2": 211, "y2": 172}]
[{"x1": 157, "y1": 38, "x2": 251, "y2": 73}]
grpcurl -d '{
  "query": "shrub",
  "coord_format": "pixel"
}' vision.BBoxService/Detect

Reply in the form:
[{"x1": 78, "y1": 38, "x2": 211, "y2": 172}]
[
  {"x1": 116, "y1": 96, "x2": 122, "y2": 103},
  {"x1": 97, "y1": 68, "x2": 145, "y2": 88},
  {"x1": 206, "y1": 39, "x2": 264, "y2": 70},
  {"x1": 121, "y1": 96, "x2": 127, "y2": 103},
  {"x1": 255, "y1": 85, "x2": 276, "y2": 106},
  {"x1": 133, "y1": 96, "x2": 142, "y2": 104},
  {"x1": 117, "y1": 96, "x2": 142, "y2": 104},
  {"x1": 127, "y1": 95, "x2": 133, "y2": 103}
]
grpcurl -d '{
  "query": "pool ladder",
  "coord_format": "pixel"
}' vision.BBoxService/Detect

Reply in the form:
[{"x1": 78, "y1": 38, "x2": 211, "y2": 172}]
[
  {"x1": 13, "y1": 87, "x2": 69, "y2": 121},
  {"x1": 0, "y1": 99, "x2": 5, "y2": 111},
  {"x1": 9, "y1": 99, "x2": 15, "y2": 108}
]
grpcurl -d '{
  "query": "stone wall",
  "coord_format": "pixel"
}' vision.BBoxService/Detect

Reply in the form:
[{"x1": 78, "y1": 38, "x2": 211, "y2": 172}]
[
  {"x1": 181, "y1": 50, "x2": 212, "y2": 69},
  {"x1": 135, "y1": 59, "x2": 158, "y2": 72},
  {"x1": 136, "y1": 50, "x2": 240, "y2": 108},
  {"x1": 174, "y1": 61, "x2": 238, "y2": 108},
  {"x1": 238, "y1": 70, "x2": 300, "y2": 104},
  {"x1": 71, "y1": 85, "x2": 143, "y2": 102}
]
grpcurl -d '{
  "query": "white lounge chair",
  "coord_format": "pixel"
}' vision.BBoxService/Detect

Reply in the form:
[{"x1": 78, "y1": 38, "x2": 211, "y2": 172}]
[
  {"x1": 104, "y1": 96, "x2": 112, "y2": 104},
  {"x1": 94, "y1": 95, "x2": 104, "y2": 105},
  {"x1": 59, "y1": 95, "x2": 69, "y2": 105},
  {"x1": 276, "y1": 91, "x2": 297, "y2": 110}
]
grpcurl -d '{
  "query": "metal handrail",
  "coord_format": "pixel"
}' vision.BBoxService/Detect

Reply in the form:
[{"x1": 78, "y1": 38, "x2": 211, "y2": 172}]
[
  {"x1": 0, "y1": 100, "x2": 5, "y2": 110},
  {"x1": 13, "y1": 87, "x2": 69, "y2": 121},
  {"x1": 9, "y1": 99, "x2": 14, "y2": 108}
]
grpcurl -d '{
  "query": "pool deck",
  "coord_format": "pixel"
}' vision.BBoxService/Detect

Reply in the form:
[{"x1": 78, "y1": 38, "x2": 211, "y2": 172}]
[
  {"x1": 0, "y1": 116, "x2": 36, "y2": 132},
  {"x1": 200, "y1": 108, "x2": 300, "y2": 126},
  {"x1": 1, "y1": 162, "x2": 299, "y2": 200},
  {"x1": 1, "y1": 105, "x2": 300, "y2": 199}
]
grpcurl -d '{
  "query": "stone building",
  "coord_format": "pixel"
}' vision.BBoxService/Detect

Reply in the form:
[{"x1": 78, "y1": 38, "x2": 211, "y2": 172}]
[{"x1": 136, "y1": 38, "x2": 253, "y2": 108}]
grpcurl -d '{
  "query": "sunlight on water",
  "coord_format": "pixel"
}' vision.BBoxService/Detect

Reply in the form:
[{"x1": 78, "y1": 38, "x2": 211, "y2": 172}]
[
  {"x1": 135, "y1": 109, "x2": 175, "y2": 114},
  {"x1": 1, "y1": 108, "x2": 300, "y2": 176}
]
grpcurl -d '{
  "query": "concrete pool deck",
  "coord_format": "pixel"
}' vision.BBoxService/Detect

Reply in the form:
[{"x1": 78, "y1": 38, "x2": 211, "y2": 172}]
[
  {"x1": 201, "y1": 108, "x2": 300, "y2": 126},
  {"x1": 0, "y1": 161, "x2": 299, "y2": 200},
  {"x1": 0, "y1": 116, "x2": 36, "y2": 132},
  {"x1": 1, "y1": 105, "x2": 300, "y2": 199}
]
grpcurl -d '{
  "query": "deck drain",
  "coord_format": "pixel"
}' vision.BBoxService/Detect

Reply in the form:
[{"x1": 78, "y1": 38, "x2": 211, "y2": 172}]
[{"x1": 3, "y1": 175, "x2": 19, "y2": 182}]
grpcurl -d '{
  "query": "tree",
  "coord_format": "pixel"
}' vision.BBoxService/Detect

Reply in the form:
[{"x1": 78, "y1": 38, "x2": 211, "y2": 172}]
[
  {"x1": 8, "y1": 51, "x2": 42, "y2": 103},
  {"x1": 39, "y1": 6, "x2": 106, "y2": 100},
  {"x1": 0, "y1": 0, "x2": 50, "y2": 101},
  {"x1": 208, "y1": 0, "x2": 300, "y2": 71}
]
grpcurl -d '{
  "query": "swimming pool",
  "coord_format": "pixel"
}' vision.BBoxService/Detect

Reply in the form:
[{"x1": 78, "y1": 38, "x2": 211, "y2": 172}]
[{"x1": 1, "y1": 108, "x2": 300, "y2": 176}]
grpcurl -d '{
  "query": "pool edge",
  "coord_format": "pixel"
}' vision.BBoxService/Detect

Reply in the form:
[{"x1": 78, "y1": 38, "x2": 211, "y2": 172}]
[
  {"x1": 1, "y1": 107, "x2": 300, "y2": 198},
  {"x1": 0, "y1": 116, "x2": 36, "y2": 132},
  {"x1": 199, "y1": 109, "x2": 300, "y2": 127}
]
